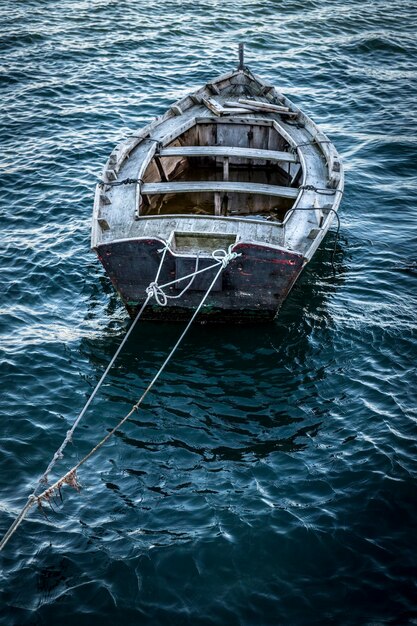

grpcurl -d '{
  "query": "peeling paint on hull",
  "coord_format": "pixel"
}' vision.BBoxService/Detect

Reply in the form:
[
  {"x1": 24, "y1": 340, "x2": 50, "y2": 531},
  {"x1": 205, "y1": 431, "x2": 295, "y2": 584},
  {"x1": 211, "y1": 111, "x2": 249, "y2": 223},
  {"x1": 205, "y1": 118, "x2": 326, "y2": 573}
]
[{"x1": 97, "y1": 238, "x2": 305, "y2": 322}]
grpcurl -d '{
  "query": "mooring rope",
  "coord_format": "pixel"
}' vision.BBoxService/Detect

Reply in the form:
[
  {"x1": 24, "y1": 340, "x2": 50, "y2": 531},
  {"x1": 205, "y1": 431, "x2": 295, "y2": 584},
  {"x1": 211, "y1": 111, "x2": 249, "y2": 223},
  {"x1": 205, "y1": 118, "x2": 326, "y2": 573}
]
[
  {"x1": 290, "y1": 139, "x2": 334, "y2": 152},
  {"x1": 285, "y1": 206, "x2": 341, "y2": 271},
  {"x1": 146, "y1": 246, "x2": 234, "y2": 306},
  {"x1": 0, "y1": 245, "x2": 239, "y2": 552},
  {"x1": 35, "y1": 292, "x2": 153, "y2": 493},
  {"x1": 298, "y1": 184, "x2": 344, "y2": 196},
  {"x1": 98, "y1": 177, "x2": 143, "y2": 187},
  {"x1": 146, "y1": 244, "x2": 200, "y2": 306}
]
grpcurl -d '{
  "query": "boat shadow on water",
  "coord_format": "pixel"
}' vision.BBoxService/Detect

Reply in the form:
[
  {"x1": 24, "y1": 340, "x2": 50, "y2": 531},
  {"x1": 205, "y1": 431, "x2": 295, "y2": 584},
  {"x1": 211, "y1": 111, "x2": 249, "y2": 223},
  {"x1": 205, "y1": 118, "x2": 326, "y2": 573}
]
[
  {"x1": 0, "y1": 235, "x2": 348, "y2": 617},
  {"x1": 77, "y1": 231, "x2": 347, "y2": 474},
  {"x1": 30, "y1": 234, "x2": 344, "y2": 559}
]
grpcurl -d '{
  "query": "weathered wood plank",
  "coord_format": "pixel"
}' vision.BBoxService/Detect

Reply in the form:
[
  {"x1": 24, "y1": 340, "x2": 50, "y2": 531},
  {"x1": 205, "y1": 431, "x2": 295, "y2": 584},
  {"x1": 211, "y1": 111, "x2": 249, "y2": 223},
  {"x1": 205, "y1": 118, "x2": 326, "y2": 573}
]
[
  {"x1": 223, "y1": 101, "x2": 272, "y2": 111},
  {"x1": 223, "y1": 156, "x2": 229, "y2": 181},
  {"x1": 202, "y1": 96, "x2": 252, "y2": 116},
  {"x1": 141, "y1": 180, "x2": 299, "y2": 199},
  {"x1": 222, "y1": 107, "x2": 258, "y2": 115},
  {"x1": 214, "y1": 192, "x2": 222, "y2": 216},
  {"x1": 238, "y1": 98, "x2": 291, "y2": 113},
  {"x1": 195, "y1": 116, "x2": 274, "y2": 127},
  {"x1": 220, "y1": 99, "x2": 297, "y2": 116},
  {"x1": 159, "y1": 145, "x2": 298, "y2": 163},
  {"x1": 202, "y1": 97, "x2": 223, "y2": 116}
]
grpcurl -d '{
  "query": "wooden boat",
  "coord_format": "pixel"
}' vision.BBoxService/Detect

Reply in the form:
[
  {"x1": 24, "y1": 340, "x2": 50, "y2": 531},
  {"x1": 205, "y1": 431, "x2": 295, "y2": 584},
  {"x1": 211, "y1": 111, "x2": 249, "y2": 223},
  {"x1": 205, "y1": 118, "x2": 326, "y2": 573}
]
[{"x1": 92, "y1": 48, "x2": 343, "y2": 322}]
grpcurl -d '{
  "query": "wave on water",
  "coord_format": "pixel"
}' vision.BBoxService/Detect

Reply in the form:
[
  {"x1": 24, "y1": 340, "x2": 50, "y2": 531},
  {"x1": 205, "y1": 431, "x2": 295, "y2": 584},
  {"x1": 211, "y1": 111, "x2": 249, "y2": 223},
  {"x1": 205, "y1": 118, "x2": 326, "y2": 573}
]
[{"x1": 1, "y1": 0, "x2": 417, "y2": 624}]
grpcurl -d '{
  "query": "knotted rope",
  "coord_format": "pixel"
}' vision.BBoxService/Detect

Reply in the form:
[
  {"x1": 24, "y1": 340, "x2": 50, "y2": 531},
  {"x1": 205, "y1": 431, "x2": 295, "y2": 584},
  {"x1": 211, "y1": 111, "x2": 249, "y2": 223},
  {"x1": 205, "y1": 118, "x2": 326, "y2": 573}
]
[
  {"x1": 0, "y1": 244, "x2": 239, "y2": 552},
  {"x1": 145, "y1": 244, "x2": 239, "y2": 306}
]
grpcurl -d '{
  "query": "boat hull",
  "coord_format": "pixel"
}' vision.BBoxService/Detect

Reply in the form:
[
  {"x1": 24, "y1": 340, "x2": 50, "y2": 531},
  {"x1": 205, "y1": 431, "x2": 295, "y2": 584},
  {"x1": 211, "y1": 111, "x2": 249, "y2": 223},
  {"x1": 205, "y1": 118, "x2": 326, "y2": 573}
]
[
  {"x1": 96, "y1": 238, "x2": 305, "y2": 322},
  {"x1": 92, "y1": 66, "x2": 343, "y2": 322}
]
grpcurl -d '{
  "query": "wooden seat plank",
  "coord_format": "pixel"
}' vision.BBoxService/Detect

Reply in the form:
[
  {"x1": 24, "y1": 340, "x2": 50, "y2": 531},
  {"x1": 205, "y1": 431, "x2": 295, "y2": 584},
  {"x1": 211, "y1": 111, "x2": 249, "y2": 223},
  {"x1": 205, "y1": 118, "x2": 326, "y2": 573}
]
[
  {"x1": 141, "y1": 180, "x2": 299, "y2": 199},
  {"x1": 159, "y1": 145, "x2": 298, "y2": 163}
]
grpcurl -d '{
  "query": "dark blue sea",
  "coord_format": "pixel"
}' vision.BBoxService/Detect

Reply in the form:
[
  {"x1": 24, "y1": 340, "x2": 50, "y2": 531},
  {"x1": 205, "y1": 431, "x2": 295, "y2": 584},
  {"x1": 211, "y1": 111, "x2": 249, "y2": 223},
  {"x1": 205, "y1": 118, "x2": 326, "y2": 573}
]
[{"x1": 1, "y1": 1, "x2": 417, "y2": 624}]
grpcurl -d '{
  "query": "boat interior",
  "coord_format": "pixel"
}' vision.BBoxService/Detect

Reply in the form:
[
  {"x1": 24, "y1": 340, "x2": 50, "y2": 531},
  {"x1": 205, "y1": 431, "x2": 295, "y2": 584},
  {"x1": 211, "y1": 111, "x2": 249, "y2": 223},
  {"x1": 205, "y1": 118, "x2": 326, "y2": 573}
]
[{"x1": 139, "y1": 119, "x2": 302, "y2": 223}]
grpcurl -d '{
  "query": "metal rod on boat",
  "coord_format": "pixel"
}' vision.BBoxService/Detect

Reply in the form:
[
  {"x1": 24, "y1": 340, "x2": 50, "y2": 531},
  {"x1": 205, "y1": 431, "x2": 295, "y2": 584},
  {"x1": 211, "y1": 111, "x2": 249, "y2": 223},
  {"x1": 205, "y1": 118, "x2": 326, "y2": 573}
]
[{"x1": 238, "y1": 43, "x2": 244, "y2": 70}]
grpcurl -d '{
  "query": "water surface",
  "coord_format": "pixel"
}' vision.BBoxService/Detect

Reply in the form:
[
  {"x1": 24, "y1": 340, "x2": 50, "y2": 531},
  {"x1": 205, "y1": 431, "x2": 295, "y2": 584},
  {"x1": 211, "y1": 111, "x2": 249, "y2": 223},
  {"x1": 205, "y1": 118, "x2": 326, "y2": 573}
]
[{"x1": 1, "y1": 1, "x2": 417, "y2": 624}]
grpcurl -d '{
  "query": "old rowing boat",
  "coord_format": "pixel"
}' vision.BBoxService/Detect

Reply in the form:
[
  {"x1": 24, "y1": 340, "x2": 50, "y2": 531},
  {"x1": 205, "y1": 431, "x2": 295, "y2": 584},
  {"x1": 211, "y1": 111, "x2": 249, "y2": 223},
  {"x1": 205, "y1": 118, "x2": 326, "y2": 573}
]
[{"x1": 92, "y1": 48, "x2": 343, "y2": 322}]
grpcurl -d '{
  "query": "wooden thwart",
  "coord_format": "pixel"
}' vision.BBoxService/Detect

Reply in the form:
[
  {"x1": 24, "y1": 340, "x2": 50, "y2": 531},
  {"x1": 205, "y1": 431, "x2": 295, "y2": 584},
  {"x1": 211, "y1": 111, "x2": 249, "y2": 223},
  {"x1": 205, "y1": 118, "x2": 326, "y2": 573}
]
[
  {"x1": 158, "y1": 145, "x2": 299, "y2": 163},
  {"x1": 141, "y1": 180, "x2": 299, "y2": 199}
]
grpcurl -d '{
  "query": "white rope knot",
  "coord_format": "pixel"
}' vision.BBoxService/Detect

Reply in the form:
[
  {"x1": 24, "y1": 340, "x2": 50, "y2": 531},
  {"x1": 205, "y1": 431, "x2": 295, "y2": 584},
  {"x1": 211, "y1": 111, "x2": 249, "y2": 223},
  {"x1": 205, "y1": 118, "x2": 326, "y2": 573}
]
[
  {"x1": 0, "y1": 240, "x2": 240, "y2": 553},
  {"x1": 146, "y1": 281, "x2": 168, "y2": 306},
  {"x1": 144, "y1": 245, "x2": 239, "y2": 307},
  {"x1": 212, "y1": 245, "x2": 240, "y2": 268}
]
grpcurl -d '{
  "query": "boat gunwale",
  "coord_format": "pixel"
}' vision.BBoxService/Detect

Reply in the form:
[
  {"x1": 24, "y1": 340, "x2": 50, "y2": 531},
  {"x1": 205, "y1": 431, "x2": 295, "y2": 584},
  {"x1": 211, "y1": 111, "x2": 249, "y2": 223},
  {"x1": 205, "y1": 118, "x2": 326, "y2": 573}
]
[
  {"x1": 94, "y1": 233, "x2": 305, "y2": 260},
  {"x1": 92, "y1": 67, "x2": 343, "y2": 260}
]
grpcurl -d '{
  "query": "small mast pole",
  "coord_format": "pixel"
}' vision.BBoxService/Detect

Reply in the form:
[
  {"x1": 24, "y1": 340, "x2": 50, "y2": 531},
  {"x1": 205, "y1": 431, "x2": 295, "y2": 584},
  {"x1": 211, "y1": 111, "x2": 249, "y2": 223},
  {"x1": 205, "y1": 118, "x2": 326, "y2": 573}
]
[{"x1": 238, "y1": 43, "x2": 244, "y2": 70}]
